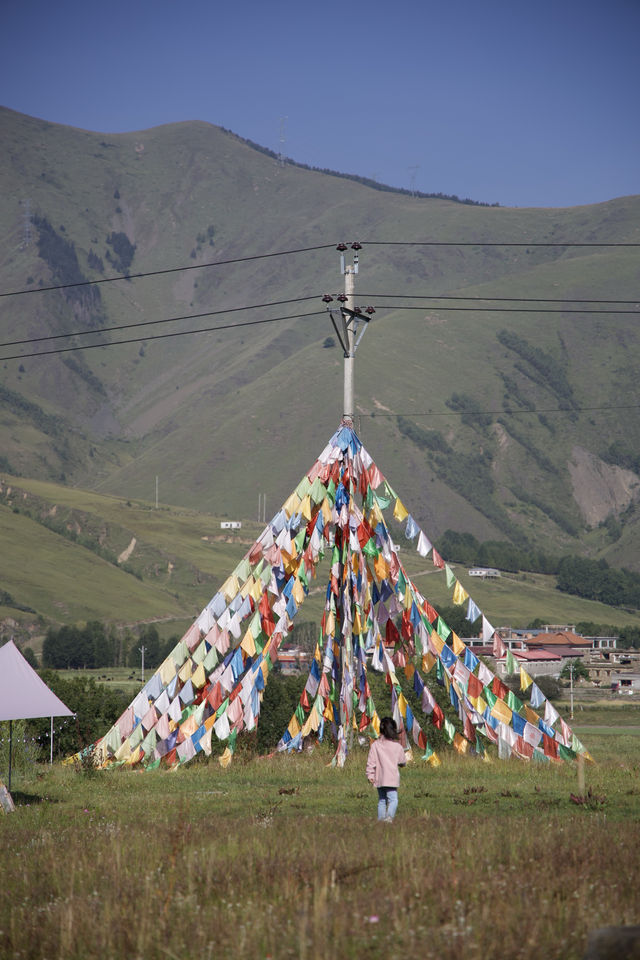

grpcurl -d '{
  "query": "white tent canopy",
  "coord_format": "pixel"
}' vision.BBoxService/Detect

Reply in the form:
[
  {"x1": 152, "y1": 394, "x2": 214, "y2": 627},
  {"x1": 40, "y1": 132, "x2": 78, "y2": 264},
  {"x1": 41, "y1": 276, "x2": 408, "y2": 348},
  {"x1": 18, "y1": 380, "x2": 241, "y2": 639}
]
[
  {"x1": 0, "y1": 640, "x2": 73, "y2": 721},
  {"x1": 0, "y1": 640, "x2": 73, "y2": 791}
]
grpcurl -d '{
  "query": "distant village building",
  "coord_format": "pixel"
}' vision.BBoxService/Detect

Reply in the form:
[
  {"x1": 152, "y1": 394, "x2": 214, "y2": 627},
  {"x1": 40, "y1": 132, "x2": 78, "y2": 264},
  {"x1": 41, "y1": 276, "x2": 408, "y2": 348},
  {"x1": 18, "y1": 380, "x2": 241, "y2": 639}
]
[
  {"x1": 275, "y1": 647, "x2": 310, "y2": 675},
  {"x1": 468, "y1": 567, "x2": 501, "y2": 579},
  {"x1": 220, "y1": 521, "x2": 242, "y2": 530},
  {"x1": 468, "y1": 628, "x2": 631, "y2": 684}
]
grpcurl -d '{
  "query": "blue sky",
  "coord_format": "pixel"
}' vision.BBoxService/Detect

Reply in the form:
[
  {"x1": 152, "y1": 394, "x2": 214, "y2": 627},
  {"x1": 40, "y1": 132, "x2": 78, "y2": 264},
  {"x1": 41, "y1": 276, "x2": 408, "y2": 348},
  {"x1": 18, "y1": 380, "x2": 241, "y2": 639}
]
[{"x1": 1, "y1": 0, "x2": 638, "y2": 207}]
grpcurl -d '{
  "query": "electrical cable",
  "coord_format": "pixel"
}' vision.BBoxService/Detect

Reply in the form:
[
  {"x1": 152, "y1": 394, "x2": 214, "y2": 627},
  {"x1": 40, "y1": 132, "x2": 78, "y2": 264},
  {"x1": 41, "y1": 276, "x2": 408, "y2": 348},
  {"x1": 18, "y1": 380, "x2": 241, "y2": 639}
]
[
  {"x1": 2, "y1": 237, "x2": 639, "y2": 300},
  {"x1": 365, "y1": 404, "x2": 640, "y2": 418},
  {"x1": 364, "y1": 304, "x2": 640, "y2": 315},
  {"x1": 0, "y1": 242, "x2": 336, "y2": 299},
  {"x1": 0, "y1": 294, "x2": 322, "y2": 349},
  {"x1": 362, "y1": 240, "x2": 640, "y2": 247},
  {"x1": 0, "y1": 310, "x2": 326, "y2": 362},
  {"x1": 356, "y1": 293, "x2": 640, "y2": 305}
]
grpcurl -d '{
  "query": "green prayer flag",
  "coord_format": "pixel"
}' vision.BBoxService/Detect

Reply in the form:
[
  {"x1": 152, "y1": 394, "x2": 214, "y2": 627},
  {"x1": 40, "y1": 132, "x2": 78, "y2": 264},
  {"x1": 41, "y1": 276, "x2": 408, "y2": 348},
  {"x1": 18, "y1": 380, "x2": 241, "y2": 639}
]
[
  {"x1": 295, "y1": 476, "x2": 311, "y2": 499},
  {"x1": 505, "y1": 690, "x2": 523, "y2": 712},
  {"x1": 483, "y1": 687, "x2": 497, "y2": 709},
  {"x1": 362, "y1": 537, "x2": 379, "y2": 558}
]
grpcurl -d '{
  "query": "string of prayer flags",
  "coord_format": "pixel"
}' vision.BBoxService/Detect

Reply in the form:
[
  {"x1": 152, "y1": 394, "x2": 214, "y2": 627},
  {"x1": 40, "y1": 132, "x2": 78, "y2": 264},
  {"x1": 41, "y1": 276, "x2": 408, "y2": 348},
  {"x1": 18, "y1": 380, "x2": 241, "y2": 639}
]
[{"x1": 83, "y1": 423, "x2": 588, "y2": 772}]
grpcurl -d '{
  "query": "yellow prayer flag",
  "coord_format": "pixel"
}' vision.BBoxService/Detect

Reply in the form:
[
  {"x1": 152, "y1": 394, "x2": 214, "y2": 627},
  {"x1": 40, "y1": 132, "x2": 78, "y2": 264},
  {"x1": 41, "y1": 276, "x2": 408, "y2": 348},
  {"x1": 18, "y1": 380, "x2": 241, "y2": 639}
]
[
  {"x1": 427, "y1": 751, "x2": 441, "y2": 767},
  {"x1": 422, "y1": 651, "x2": 436, "y2": 673},
  {"x1": 283, "y1": 491, "x2": 301, "y2": 517},
  {"x1": 393, "y1": 497, "x2": 408, "y2": 522},
  {"x1": 451, "y1": 631, "x2": 466, "y2": 656},
  {"x1": 292, "y1": 577, "x2": 305, "y2": 605},
  {"x1": 490, "y1": 699, "x2": 513, "y2": 724},
  {"x1": 287, "y1": 716, "x2": 301, "y2": 738},
  {"x1": 241, "y1": 629, "x2": 256, "y2": 657},
  {"x1": 369, "y1": 502, "x2": 383, "y2": 527},
  {"x1": 124, "y1": 745, "x2": 142, "y2": 767},
  {"x1": 524, "y1": 705, "x2": 540, "y2": 725},
  {"x1": 218, "y1": 747, "x2": 233, "y2": 768},
  {"x1": 221, "y1": 574, "x2": 239, "y2": 601},
  {"x1": 321, "y1": 497, "x2": 333, "y2": 525},
  {"x1": 191, "y1": 663, "x2": 207, "y2": 689},
  {"x1": 114, "y1": 737, "x2": 132, "y2": 762},
  {"x1": 178, "y1": 659, "x2": 193, "y2": 683},
  {"x1": 430, "y1": 630, "x2": 445, "y2": 654},
  {"x1": 374, "y1": 553, "x2": 389, "y2": 580},
  {"x1": 404, "y1": 662, "x2": 416, "y2": 681},
  {"x1": 453, "y1": 733, "x2": 469, "y2": 755},
  {"x1": 159, "y1": 657, "x2": 176, "y2": 686},
  {"x1": 452, "y1": 580, "x2": 468, "y2": 606},
  {"x1": 396, "y1": 692, "x2": 408, "y2": 717},
  {"x1": 300, "y1": 494, "x2": 313, "y2": 521},
  {"x1": 371, "y1": 713, "x2": 380, "y2": 736},
  {"x1": 250, "y1": 578, "x2": 263, "y2": 603},
  {"x1": 520, "y1": 667, "x2": 533, "y2": 692}
]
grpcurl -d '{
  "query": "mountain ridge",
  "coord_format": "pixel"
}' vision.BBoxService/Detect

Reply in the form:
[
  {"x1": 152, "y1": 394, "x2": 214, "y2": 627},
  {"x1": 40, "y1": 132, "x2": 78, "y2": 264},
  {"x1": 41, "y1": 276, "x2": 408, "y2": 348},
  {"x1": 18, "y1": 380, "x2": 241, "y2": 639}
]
[{"x1": 1, "y1": 106, "x2": 639, "y2": 576}]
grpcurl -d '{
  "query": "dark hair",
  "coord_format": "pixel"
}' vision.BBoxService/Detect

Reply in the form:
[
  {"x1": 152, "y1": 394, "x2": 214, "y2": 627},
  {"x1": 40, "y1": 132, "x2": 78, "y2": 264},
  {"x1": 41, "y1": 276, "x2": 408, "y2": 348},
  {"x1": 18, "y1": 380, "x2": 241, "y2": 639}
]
[{"x1": 380, "y1": 716, "x2": 399, "y2": 741}]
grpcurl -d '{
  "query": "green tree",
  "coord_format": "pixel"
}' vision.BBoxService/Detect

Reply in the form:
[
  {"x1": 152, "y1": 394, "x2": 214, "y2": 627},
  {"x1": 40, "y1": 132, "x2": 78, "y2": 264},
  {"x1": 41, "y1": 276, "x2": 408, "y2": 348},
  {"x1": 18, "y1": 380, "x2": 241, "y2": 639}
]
[{"x1": 560, "y1": 659, "x2": 589, "y2": 681}]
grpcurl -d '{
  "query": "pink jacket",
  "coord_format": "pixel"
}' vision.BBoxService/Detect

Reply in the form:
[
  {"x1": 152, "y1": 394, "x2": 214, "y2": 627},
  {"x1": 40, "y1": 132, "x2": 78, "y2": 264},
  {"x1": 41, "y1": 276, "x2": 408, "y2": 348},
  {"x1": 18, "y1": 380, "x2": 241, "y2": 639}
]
[{"x1": 366, "y1": 736, "x2": 407, "y2": 788}]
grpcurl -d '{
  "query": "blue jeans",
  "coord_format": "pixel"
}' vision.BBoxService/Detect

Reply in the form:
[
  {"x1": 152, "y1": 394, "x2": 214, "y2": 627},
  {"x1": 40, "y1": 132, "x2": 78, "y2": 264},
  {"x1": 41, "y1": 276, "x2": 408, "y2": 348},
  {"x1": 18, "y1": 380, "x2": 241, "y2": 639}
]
[{"x1": 377, "y1": 787, "x2": 399, "y2": 821}]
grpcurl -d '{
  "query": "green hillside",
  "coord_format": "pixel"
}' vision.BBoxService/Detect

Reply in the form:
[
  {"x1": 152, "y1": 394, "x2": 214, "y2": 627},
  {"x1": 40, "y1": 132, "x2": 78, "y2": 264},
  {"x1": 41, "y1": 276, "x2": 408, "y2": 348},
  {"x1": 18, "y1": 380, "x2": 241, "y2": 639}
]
[
  {"x1": 2, "y1": 475, "x2": 640, "y2": 649},
  {"x1": 1, "y1": 106, "x2": 640, "y2": 583}
]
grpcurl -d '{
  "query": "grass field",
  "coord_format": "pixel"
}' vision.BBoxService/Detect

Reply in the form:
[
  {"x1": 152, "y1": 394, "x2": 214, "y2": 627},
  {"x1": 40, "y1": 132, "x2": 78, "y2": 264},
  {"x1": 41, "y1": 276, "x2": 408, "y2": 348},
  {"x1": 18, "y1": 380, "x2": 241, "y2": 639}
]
[{"x1": 1, "y1": 706, "x2": 639, "y2": 960}]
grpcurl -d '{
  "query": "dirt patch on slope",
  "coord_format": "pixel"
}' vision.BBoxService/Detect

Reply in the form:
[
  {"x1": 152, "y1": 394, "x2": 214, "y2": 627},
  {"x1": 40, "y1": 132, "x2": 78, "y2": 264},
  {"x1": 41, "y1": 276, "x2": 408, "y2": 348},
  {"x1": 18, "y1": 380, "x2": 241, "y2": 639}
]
[{"x1": 568, "y1": 446, "x2": 640, "y2": 526}]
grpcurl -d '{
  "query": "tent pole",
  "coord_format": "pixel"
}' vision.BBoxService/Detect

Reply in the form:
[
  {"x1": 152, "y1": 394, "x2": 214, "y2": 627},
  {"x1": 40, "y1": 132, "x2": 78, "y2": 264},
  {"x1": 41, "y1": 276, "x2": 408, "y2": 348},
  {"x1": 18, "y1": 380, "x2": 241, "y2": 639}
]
[
  {"x1": 50, "y1": 716, "x2": 54, "y2": 764},
  {"x1": 8, "y1": 719, "x2": 12, "y2": 792}
]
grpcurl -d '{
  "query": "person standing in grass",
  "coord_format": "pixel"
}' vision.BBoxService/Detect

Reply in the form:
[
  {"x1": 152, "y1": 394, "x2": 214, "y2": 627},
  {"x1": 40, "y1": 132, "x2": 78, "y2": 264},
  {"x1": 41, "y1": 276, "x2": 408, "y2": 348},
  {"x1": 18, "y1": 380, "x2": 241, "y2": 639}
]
[{"x1": 366, "y1": 716, "x2": 407, "y2": 822}]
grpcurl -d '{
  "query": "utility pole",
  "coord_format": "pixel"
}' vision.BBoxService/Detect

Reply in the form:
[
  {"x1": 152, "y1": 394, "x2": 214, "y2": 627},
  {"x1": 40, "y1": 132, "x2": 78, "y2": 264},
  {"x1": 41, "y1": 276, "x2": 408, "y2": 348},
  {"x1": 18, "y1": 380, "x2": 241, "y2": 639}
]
[
  {"x1": 343, "y1": 258, "x2": 356, "y2": 425},
  {"x1": 325, "y1": 243, "x2": 373, "y2": 426},
  {"x1": 569, "y1": 661, "x2": 574, "y2": 720},
  {"x1": 139, "y1": 645, "x2": 146, "y2": 684}
]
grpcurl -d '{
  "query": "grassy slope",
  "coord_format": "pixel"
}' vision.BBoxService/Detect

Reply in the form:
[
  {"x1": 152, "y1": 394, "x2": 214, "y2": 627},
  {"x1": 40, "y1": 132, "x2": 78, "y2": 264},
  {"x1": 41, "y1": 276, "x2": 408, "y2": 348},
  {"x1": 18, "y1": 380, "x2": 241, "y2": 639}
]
[
  {"x1": 2, "y1": 473, "x2": 640, "y2": 636},
  {"x1": 1, "y1": 107, "x2": 640, "y2": 575}
]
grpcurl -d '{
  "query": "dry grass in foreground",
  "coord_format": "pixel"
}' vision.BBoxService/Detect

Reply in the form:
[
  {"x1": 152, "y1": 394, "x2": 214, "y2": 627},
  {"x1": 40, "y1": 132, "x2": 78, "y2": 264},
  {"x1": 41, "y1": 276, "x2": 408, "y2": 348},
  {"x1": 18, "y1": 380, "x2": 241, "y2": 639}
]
[{"x1": 1, "y1": 735, "x2": 639, "y2": 960}]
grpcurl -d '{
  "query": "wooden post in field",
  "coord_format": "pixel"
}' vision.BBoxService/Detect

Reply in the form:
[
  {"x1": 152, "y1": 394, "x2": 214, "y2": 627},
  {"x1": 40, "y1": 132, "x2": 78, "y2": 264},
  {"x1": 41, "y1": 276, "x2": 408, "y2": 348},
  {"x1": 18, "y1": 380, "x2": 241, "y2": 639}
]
[{"x1": 577, "y1": 752, "x2": 585, "y2": 795}]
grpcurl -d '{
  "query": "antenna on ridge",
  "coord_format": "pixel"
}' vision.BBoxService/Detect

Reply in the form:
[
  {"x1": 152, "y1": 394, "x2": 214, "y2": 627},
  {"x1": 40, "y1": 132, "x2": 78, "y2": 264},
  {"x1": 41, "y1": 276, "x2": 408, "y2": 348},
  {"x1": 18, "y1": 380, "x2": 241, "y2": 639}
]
[
  {"x1": 408, "y1": 165, "x2": 420, "y2": 197},
  {"x1": 278, "y1": 116, "x2": 288, "y2": 167}
]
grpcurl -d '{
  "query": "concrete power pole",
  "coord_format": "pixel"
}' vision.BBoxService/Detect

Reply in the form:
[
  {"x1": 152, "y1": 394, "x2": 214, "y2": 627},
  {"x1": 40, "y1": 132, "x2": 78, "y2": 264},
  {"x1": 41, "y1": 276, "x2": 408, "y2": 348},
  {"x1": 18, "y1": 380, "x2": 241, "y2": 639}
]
[{"x1": 343, "y1": 262, "x2": 356, "y2": 425}]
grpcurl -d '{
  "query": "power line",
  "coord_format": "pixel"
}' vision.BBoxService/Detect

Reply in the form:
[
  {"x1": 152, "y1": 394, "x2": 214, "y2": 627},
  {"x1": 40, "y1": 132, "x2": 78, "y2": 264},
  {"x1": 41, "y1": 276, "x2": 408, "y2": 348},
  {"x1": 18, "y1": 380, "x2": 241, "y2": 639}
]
[
  {"x1": 0, "y1": 310, "x2": 326, "y2": 362},
  {"x1": 357, "y1": 292, "x2": 640, "y2": 305},
  {"x1": 0, "y1": 243, "x2": 336, "y2": 299},
  {"x1": 0, "y1": 294, "x2": 322, "y2": 349},
  {"x1": 363, "y1": 240, "x2": 640, "y2": 247},
  {"x1": 3, "y1": 237, "x2": 639, "y2": 300},
  {"x1": 366, "y1": 404, "x2": 640, "y2": 418},
  {"x1": 368, "y1": 304, "x2": 640, "y2": 315},
  {"x1": 5, "y1": 290, "x2": 639, "y2": 356}
]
